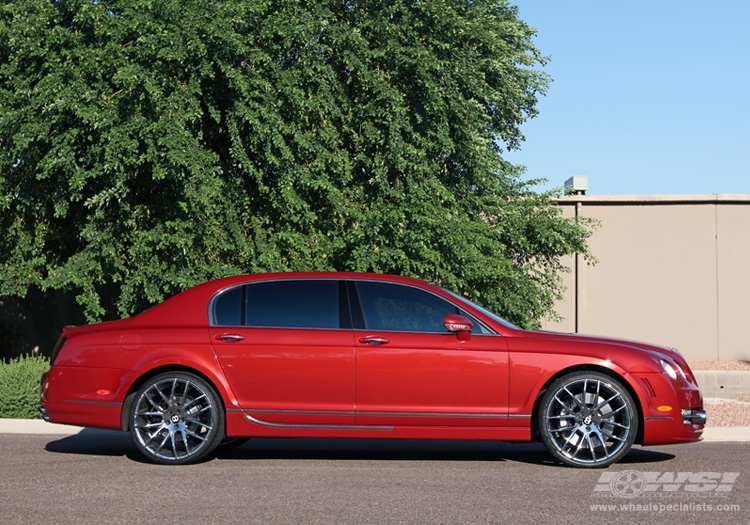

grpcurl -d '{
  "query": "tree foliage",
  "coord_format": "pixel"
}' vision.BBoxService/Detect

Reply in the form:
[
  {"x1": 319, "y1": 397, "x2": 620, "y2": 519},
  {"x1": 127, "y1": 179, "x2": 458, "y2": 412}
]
[{"x1": 0, "y1": 0, "x2": 594, "y2": 328}]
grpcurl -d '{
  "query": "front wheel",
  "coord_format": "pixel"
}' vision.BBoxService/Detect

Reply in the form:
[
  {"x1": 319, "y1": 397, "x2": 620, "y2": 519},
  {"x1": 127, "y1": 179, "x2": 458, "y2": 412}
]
[
  {"x1": 130, "y1": 372, "x2": 225, "y2": 465},
  {"x1": 537, "y1": 371, "x2": 638, "y2": 468}
]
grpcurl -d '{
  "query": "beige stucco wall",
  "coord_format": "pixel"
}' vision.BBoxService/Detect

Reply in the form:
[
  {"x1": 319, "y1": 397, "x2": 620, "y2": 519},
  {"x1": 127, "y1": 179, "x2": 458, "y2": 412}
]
[
  {"x1": 717, "y1": 204, "x2": 750, "y2": 361},
  {"x1": 543, "y1": 195, "x2": 750, "y2": 362}
]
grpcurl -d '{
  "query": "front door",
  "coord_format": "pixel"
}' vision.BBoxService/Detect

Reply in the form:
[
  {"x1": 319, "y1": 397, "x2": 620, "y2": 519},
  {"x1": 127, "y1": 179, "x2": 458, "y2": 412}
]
[{"x1": 351, "y1": 280, "x2": 509, "y2": 427}]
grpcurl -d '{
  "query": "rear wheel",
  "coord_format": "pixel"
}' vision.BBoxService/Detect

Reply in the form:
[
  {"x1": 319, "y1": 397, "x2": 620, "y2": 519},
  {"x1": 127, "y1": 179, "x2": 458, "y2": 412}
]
[
  {"x1": 538, "y1": 371, "x2": 638, "y2": 468},
  {"x1": 130, "y1": 372, "x2": 224, "y2": 465}
]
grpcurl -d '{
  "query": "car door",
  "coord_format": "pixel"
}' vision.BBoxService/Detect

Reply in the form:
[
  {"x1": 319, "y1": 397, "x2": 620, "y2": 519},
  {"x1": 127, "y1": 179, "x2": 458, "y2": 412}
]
[
  {"x1": 209, "y1": 278, "x2": 355, "y2": 426},
  {"x1": 351, "y1": 280, "x2": 509, "y2": 427}
]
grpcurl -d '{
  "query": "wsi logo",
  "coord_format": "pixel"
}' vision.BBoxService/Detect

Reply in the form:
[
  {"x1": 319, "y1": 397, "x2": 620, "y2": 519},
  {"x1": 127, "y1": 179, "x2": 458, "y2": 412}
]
[{"x1": 593, "y1": 471, "x2": 740, "y2": 498}]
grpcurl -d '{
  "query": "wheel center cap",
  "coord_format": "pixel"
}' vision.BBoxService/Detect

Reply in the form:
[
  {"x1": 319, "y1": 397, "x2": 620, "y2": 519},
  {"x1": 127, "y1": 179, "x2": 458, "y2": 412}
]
[
  {"x1": 170, "y1": 414, "x2": 180, "y2": 424},
  {"x1": 583, "y1": 415, "x2": 593, "y2": 425}
]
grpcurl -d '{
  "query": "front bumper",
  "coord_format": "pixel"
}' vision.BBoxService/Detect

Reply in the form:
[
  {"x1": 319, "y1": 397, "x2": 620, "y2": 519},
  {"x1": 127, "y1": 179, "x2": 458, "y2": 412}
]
[{"x1": 634, "y1": 372, "x2": 705, "y2": 445}]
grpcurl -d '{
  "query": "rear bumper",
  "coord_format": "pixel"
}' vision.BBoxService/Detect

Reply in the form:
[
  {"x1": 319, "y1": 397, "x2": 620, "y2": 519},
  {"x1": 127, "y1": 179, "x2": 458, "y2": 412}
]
[{"x1": 40, "y1": 367, "x2": 125, "y2": 431}]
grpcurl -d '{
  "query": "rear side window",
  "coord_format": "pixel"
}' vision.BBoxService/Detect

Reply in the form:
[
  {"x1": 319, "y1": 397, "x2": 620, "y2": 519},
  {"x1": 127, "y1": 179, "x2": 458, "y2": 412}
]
[
  {"x1": 212, "y1": 280, "x2": 340, "y2": 329},
  {"x1": 213, "y1": 286, "x2": 243, "y2": 326},
  {"x1": 246, "y1": 280, "x2": 339, "y2": 329}
]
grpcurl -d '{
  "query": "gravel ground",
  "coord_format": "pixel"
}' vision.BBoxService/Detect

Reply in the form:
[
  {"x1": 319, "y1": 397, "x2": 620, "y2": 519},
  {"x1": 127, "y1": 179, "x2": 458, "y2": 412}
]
[
  {"x1": 690, "y1": 360, "x2": 750, "y2": 371},
  {"x1": 689, "y1": 361, "x2": 750, "y2": 427},
  {"x1": 704, "y1": 397, "x2": 750, "y2": 427}
]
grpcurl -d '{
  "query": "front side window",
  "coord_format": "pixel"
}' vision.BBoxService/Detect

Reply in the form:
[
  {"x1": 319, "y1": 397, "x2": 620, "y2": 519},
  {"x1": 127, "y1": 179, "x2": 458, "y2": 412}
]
[{"x1": 355, "y1": 281, "x2": 458, "y2": 333}]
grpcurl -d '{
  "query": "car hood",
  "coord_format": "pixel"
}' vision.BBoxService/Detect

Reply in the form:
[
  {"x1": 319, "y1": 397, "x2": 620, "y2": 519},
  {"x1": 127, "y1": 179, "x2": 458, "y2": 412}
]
[{"x1": 522, "y1": 329, "x2": 677, "y2": 356}]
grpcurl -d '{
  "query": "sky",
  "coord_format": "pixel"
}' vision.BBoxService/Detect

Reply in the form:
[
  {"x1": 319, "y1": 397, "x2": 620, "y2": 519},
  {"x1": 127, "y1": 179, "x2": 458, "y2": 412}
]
[{"x1": 505, "y1": 1, "x2": 750, "y2": 196}]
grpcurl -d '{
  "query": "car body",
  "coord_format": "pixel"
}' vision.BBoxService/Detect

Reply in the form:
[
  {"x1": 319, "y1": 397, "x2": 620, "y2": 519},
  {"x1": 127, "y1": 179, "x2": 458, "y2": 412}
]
[{"x1": 40, "y1": 272, "x2": 705, "y2": 467}]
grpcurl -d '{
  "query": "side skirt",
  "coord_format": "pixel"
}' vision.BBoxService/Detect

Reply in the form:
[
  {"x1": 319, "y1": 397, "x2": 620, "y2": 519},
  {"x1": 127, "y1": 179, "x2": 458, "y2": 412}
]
[{"x1": 225, "y1": 410, "x2": 532, "y2": 441}]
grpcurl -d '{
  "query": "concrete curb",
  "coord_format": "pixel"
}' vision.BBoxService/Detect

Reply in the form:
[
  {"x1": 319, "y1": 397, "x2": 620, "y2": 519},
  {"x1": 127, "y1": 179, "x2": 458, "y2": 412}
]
[
  {"x1": 693, "y1": 370, "x2": 750, "y2": 399},
  {"x1": 0, "y1": 419, "x2": 91, "y2": 435},
  {"x1": 1, "y1": 418, "x2": 747, "y2": 442}
]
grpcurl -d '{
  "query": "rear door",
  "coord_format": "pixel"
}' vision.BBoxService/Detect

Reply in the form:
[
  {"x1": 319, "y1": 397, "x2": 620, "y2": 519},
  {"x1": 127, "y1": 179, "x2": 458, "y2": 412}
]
[
  {"x1": 351, "y1": 280, "x2": 509, "y2": 427},
  {"x1": 210, "y1": 279, "x2": 355, "y2": 426}
]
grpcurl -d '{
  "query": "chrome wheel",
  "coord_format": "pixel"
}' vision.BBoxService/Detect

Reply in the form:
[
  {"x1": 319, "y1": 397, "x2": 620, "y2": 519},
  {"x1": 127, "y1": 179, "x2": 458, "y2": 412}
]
[
  {"x1": 130, "y1": 372, "x2": 224, "y2": 465},
  {"x1": 538, "y1": 372, "x2": 638, "y2": 468}
]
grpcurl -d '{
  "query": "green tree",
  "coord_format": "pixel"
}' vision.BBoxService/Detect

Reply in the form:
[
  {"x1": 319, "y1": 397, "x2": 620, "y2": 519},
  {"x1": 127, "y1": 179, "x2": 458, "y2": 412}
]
[{"x1": 0, "y1": 0, "x2": 594, "y2": 328}]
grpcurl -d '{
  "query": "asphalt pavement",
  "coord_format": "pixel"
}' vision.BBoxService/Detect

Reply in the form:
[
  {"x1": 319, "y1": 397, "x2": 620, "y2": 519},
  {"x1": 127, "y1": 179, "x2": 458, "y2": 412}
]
[{"x1": 2, "y1": 433, "x2": 748, "y2": 525}]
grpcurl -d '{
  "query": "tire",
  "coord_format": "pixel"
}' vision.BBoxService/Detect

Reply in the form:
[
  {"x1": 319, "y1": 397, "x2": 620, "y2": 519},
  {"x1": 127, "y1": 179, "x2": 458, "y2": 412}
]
[
  {"x1": 537, "y1": 371, "x2": 638, "y2": 468},
  {"x1": 130, "y1": 372, "x2": 225, "y2": 465}
]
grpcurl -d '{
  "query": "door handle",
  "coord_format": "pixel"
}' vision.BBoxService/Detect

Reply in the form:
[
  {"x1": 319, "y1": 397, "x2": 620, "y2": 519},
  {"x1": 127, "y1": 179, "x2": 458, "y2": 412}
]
[
  {"x1": 215, "y1": 333, "x2": 246, "y2": 343},
  {"x1": 358, "y1": 336, "x2": 390, "y2": 345}
]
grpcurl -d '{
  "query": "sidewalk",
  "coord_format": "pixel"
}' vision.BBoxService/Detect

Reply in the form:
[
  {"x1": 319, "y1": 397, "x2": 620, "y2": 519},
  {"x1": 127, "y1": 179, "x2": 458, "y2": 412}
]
[{"x1": 1, "y1": 418, "x2": 747, "y2": 442}]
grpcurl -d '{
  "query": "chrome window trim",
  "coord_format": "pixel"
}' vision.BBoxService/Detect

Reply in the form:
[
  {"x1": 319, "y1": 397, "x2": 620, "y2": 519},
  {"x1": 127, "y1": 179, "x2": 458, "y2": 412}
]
[
  {"x1": 207, "y1": 276, "x2": 498, "y2": 335},
  {"x1": 208, "y1": 278, "x2": 342, "y2": 329},
  {"x1": 349, "y1": 278, "x2": 498, "y2": 335}
]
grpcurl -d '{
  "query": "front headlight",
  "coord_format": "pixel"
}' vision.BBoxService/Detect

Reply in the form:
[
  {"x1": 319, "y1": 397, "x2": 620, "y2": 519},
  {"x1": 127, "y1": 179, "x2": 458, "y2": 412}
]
[
  {"x1": 661, "y1": 359, "x2": 679, "y2": 381},
  {"x1": 668, "y1": 348, "x2": 695, "y2": 384}
]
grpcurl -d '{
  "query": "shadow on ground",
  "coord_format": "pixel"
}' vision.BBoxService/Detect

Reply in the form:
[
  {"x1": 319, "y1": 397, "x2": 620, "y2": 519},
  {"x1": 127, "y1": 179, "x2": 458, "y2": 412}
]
[{"x1": 43, "y1": 429, "x2": 675, "y2": 467}]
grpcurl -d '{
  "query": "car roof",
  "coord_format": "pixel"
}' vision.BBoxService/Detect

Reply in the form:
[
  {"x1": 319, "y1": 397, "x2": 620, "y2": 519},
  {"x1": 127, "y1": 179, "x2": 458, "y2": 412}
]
[{"x1": 128, "y1": 272, "x2": 435, "y2": 327}]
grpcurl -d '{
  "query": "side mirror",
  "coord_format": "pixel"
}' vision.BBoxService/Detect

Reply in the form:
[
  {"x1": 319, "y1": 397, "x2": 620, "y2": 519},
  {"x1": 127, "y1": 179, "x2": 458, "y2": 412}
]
[{"x1": 444, "y1": 313, "x2": 473, "y2": 341}]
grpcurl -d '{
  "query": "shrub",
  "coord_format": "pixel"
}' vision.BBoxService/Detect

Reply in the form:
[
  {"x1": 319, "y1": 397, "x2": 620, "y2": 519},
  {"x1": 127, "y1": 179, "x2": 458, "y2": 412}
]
[{"x1": 0, "y1": 354, "x2": 50, "y2": 419}]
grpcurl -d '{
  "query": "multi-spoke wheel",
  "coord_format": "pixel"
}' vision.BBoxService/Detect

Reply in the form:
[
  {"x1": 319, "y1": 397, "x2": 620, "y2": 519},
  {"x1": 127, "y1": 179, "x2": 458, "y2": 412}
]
[
  {"x1": 130, "y1": 372, "x2": 224, "y2": 465},
  {"x1": 538, "y1": 371, "x2": 638, "y2": 468}
]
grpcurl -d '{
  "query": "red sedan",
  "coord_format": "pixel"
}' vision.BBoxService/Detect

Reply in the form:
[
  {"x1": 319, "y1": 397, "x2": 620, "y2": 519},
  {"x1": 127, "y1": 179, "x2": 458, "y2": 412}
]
[{"x1": 39, "y1": 272, "x2": 705, "y2": 467}]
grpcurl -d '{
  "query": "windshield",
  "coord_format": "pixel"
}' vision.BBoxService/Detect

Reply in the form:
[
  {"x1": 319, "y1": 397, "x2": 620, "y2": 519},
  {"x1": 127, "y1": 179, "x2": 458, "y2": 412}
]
[{"x1": 444, "y1": 290, "x2": 520, "y2": 330}]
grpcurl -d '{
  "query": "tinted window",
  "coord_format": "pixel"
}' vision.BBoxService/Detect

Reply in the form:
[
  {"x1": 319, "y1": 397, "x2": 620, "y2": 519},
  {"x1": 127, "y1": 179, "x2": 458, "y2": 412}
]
[
  {"x1": 213, "y1": 286, "x2": 243, "y2": 326},
  {"x1": 355, "y1": 281, "x2": 459, "y2": 333},
  {"x1": 246, "y1": 280, "x2": 339, "y2": 329}
]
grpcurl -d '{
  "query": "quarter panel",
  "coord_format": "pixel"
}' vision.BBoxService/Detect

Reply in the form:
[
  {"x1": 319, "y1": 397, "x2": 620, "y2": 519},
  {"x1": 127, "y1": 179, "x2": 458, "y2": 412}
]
[{"x1": 43, "y1": 325, "x2": 238, "y2": 430}]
